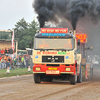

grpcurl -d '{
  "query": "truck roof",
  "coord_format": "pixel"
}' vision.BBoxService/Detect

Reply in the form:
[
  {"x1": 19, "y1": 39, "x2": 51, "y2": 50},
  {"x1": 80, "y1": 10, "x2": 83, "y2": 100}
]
[{"x1": 35, "y1": 33, "x2": 74, "y2": 38}]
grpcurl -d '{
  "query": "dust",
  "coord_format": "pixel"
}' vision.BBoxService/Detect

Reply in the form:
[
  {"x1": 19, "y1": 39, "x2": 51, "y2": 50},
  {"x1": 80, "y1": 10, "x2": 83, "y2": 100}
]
[{"x1": 91, "y1": 65, "x2": 100, "y2": 81}]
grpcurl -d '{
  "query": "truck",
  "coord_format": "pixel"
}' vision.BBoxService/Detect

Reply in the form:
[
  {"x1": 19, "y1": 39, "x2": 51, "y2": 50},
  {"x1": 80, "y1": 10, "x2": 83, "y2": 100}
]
[
  {"x1": 76, "y1": 33, "x2": 93, "y2": 80},
  {"x1": 33, "y1": 28, "x2": 82, "y2": 85}
]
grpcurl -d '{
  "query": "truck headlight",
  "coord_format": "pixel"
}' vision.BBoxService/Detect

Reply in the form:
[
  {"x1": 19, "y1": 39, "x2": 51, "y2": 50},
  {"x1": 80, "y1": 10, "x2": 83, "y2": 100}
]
[
  {"x1": 66, "y1": 68, "x2": 71, "y2": 71},
  {"x1": 35, "y1": 67, "x2": 41, "y2": 71}
]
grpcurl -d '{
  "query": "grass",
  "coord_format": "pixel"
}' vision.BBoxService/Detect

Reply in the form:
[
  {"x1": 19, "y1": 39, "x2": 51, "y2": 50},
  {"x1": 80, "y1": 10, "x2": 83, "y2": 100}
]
[{"x1": 0, "y1": 68, "x2": 33, "y2": 78}]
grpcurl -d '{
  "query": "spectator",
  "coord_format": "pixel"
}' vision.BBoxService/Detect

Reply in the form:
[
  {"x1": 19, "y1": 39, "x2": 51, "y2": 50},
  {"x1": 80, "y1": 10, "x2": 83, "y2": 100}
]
[
  {"x1": 4, "y1": 55, "x2": 7, "y2": 68},
  {"x1": 0, "y1": 55, "x2": 2, "y2": 61},
  {"x1": 1, "y1": 56, "x2": 6, "y2": 69},
  {"x1": 5, "y1": 47, "x2": 8, "y2": 54},
  {"x1": 21, "y1": 56, "x2": 24, "y2": 68},
  {"x1": 12, "y1": 57, "x2": 16, "y2": 69},
  {"x1": 24, "y1": 56, "x2": 28, "y2": 68},
  {"x1": 5, "y1": 55, "x2": 9, "y2": 68},
  {"x1": 8, "y1": 48, "x2": 10, "y2": 54},
  {"x1": 16, "y1": 56, "x2": 19, "y2": 68},
  {"x1": 8, "y1": 56, "x2": 11, "y2": 67},
  {"x1": 9, "y1": 47, "x2": 13, "y2": 54},
  {"x1": 1, "y1": 48, "x2": 5, "y2": 55},
  {"x1": 19, "y1": 55, "x2": 21, "y2": 62}
]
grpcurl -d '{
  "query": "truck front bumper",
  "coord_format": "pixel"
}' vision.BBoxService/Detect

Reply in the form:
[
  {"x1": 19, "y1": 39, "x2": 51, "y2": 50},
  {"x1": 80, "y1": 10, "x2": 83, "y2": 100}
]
[{"x1": 33, "y1": 64, "x2": 76, "y2": 75}]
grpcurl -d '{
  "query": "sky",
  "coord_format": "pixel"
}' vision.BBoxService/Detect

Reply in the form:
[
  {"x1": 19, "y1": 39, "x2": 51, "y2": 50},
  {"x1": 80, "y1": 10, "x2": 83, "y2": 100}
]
[{"x1": 0, "y1": 0, "x2": 37, "y2": 30}]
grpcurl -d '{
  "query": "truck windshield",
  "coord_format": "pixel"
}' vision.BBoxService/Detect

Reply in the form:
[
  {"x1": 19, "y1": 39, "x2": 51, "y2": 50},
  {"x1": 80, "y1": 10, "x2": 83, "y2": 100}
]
[{"x1": 34, "y1": 38, "x2": 74, "y2": 50}]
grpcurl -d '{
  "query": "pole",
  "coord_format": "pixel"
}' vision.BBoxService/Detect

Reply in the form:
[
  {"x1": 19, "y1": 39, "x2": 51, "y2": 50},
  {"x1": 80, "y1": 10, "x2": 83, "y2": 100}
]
[
  {"x1": 16, "y1": 41, "x2": 18, "y2": 58},
  {"x1": 82, "y1": 43, "x2": 86, "y2": 58},
  {"x1": 12, "y1": 29, "x2": 14, "y2": 51},
  {"x1": 12, "y1": 29, "x2": 14, "y2": 60}
]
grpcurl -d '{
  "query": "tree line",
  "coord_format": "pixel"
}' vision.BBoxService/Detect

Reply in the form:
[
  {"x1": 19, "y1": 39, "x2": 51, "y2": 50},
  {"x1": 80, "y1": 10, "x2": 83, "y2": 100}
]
[{"x1": 14, "y1": 18, "x2": 39, "y2": 50}]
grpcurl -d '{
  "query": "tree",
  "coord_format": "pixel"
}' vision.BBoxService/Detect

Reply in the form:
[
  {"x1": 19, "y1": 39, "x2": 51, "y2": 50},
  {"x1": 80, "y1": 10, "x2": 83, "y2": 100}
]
[
  {"x1": 14, "y1": 18, "x2": 39, "y2": 50},
  {"x1": 27, "y1": 20, "x2": 39, "y2": 48}
]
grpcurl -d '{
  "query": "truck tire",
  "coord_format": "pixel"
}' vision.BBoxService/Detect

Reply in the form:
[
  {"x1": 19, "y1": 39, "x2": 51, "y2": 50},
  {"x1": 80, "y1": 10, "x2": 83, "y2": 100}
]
[
  {"x1": 34, "y1": 74, "x2": 41, "y2": 83},
  {"x1": 77, "y1": 65, "x2": 82, "y2": 83},
  {"x1": 70, "y1": 69, "x2": 77, "y2": 85}
]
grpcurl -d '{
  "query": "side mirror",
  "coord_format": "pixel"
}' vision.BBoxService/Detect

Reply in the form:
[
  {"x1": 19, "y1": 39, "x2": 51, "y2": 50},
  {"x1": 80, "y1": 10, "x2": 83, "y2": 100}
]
[{"x1": 77, "y1": 39, "x2": 80, "y2": 46}]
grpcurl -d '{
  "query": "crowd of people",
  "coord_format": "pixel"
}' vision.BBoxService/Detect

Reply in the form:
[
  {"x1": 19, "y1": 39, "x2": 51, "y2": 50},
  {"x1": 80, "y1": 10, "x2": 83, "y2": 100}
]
[
  {"x1": 0, "y1": 54, "x2": 12, "y2": 69},
  {"x1": 0, "y1": 47, "x2": 13, "y2": 54},
  {"x1": 16, "y1": 55, "x2": 32, "y2": 68},
  {"x1": 0, "y1": 53, "x2": 33, "y2": 69}
]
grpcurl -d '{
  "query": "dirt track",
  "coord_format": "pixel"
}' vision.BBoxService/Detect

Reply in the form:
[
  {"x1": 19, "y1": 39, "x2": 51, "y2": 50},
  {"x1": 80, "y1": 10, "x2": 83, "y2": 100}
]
[{"x1": 0, "y1": 65, "x2": 100, "y2": 100}]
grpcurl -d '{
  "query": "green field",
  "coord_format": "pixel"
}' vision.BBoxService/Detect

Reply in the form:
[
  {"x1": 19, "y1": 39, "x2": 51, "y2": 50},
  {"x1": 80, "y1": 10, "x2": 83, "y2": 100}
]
[{"x1": 0, "y1": 68, "x2": 33, "y2": 78}]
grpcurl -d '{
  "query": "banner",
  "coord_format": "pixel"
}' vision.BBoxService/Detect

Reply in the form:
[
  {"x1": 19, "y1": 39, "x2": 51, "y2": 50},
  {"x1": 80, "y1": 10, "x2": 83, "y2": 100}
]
[
  {"x1": 12, "y1": 29, "x2": 14, "y2": 51},
  {"x1": 41, "y1": 28, "x2": 68, "y2": 33}
]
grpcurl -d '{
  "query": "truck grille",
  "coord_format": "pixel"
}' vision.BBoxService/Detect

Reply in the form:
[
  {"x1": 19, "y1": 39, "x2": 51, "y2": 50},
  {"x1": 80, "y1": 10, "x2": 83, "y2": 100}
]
[{"x1": 42, "y1": 56, "x2": 64, "y2": 63}]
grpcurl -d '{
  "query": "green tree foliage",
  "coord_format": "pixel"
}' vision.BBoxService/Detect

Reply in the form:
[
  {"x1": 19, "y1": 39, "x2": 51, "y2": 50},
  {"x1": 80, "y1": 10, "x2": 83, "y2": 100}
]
[{"x1": 14, "y1": 18, "x2": 39, "y2": 50}]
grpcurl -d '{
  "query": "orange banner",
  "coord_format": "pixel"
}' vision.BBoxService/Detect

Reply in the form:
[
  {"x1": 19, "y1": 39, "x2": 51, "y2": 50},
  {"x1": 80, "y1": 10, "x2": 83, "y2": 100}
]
[{"x1": 76, "y1": 34, "x2": 87, "y2": 43}]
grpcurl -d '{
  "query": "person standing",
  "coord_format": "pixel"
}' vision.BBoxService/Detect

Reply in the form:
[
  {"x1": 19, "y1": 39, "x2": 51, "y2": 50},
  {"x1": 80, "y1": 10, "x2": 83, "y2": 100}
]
[
  {"x1": 8, "y1": 56, "x2": 11, "y2": 68},
  {"x1": 21, "y1": 56, "x2": 24, "y2": 68},
  {"x1": 5, "y1": 47, "x2": 7, "y2": 54},
  {"x1": 9, "y1": 47, "x2": 13, "y2": 54},
  {"x1": 1, "y1": 48, "x2": 5, "y2": 55}
]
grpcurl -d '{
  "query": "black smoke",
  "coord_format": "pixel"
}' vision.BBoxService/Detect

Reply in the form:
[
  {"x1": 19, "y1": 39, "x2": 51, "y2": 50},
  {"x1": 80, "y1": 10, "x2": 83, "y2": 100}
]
[{"x1": 33, "y1": 0, "x2": 100, "y2": 29}]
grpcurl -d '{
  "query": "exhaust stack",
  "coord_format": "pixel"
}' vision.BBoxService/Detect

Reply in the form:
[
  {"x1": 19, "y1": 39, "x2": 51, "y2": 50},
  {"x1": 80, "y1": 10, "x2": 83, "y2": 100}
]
[{"x1": 74, "y1": 30, "x2": 76, "y2": 36}]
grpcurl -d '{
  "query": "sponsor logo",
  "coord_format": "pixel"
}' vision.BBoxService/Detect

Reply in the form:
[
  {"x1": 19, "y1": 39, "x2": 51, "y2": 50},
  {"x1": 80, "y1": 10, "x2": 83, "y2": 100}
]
[
  {"x1": 37, "y1": 51, "x2": 67, "y2": 55},
  {"x1": 66, "y1": 56, "x2": 69, "y2": 59},
  {"x1": 35, "y1": 55, "x2": 38, "y2": 58}
]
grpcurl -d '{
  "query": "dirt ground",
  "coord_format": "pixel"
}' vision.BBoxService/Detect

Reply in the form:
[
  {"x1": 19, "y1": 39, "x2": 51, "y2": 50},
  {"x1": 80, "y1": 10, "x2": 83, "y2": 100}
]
[{"x1": 0, "y1": 65, "x2": 100, "y2": 100}]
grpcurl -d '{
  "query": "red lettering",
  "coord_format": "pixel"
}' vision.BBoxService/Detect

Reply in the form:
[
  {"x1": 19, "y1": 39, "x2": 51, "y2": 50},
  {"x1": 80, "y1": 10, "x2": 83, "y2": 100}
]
[
  {"x1": 48, "y1": 52, "x2": 50, "y2": 54},
  {"x1": 55, "y1": 52, "x2": 57, "y2": 54},
  {"x1": 37, "y1": 52, "x2": 41, "y2": 54},
  {"x1": 42, "y1": 52, "x2": 45, "y2": 54}
]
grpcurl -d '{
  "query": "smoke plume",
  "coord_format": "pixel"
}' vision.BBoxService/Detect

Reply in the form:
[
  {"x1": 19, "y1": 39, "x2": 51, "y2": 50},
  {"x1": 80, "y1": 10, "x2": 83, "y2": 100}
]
[{"x1": 33, "y1": 0, "x2": 100, "y2": 29}]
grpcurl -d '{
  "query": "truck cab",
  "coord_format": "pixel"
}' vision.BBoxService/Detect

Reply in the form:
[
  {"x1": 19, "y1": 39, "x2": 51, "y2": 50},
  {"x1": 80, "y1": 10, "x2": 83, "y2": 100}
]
[{"x1": 33, "y1": 28, "x2": 82, "y2": 85}]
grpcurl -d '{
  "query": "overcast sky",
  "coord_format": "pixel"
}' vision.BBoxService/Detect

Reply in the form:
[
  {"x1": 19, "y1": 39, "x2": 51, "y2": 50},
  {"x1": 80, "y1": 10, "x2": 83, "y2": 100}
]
[{"x1": 0, "y1": 0, "x2": 37, "y2": 30}]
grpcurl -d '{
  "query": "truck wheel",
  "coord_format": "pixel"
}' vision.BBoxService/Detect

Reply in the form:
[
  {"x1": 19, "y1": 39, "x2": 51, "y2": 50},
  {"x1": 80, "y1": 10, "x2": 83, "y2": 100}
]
[
  {"x1": 70, "y1": 69, "x2": 77, "y2": 85},
  {"x1": 77, "y1": 65, "x2": 82, "y2": 83},
  {"x1": 34, "y1": 74, "x2": 41, "y2": 83}
]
